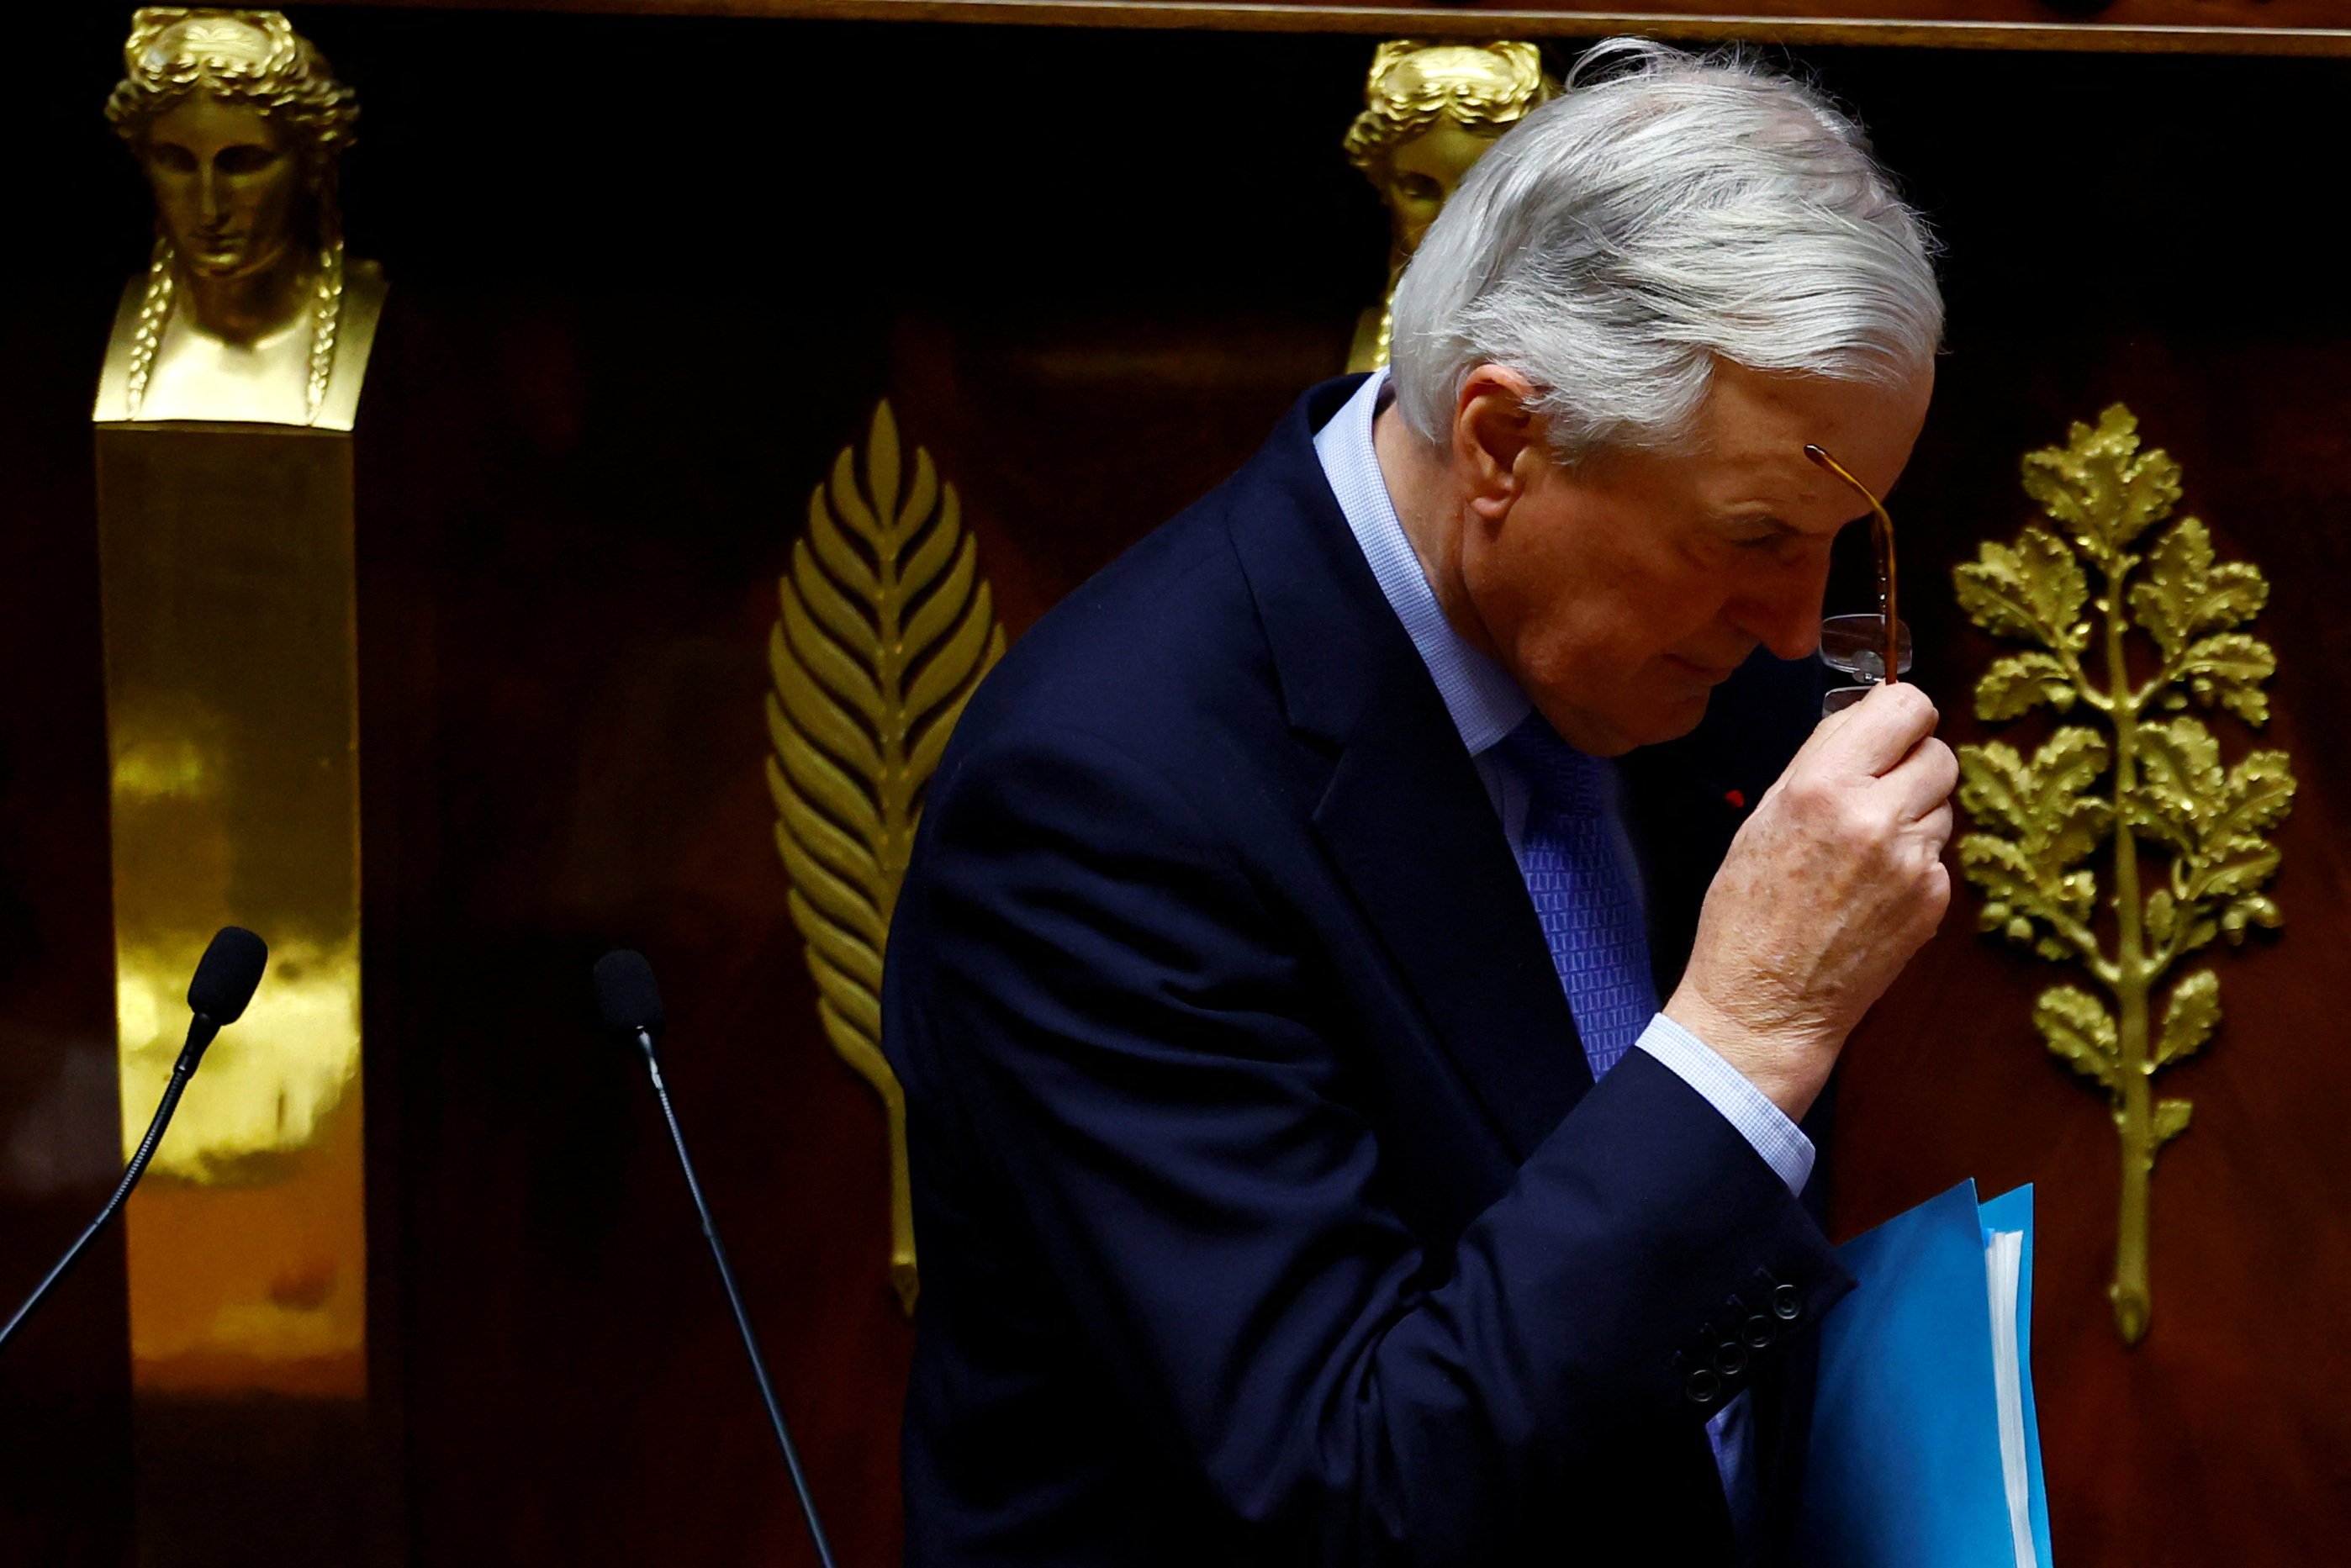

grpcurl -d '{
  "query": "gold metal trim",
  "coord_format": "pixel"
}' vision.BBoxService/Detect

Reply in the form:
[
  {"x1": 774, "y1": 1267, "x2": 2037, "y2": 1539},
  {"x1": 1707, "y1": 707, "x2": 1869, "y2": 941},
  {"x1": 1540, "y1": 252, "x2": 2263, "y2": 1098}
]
[
  {"x1": 97, "y1": 425, "x2": 369, "y2": 1391},
  {"x1": 1953, "y1": 405, "x2": 2291, "y2": 1345},
  {"x1": 294, "y1": 0, "x2": 2351, "y2": 57},
  {"x1": 767, "y1": 401, "x2": 1005, "y2": 1314}
]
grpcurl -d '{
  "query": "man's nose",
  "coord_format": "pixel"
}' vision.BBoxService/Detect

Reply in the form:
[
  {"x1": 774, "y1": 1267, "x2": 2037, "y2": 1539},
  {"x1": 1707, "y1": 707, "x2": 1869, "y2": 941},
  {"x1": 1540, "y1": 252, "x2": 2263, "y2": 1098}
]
[
  {"x1": 197, "y1": 161, "x2": 221, "y2": 222},
  {"x1": 1729, "y1": 556, "x2": 1831, "y2": 663}
]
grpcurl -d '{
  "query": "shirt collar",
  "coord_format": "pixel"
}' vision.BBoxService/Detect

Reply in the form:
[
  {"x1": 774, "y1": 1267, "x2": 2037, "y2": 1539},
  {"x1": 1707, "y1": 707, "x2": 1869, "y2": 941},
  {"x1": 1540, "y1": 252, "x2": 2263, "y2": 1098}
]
[{"x1": 1313, "y1": 370, "x2": 1531, "y2": 757}]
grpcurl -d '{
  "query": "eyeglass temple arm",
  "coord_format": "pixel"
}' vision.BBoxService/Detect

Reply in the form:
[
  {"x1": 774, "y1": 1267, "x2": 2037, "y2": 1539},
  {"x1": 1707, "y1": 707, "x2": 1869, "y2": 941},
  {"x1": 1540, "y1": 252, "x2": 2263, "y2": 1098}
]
[{"x1": 1803, "y1": 444, "x2": 1900, "y2": 689}]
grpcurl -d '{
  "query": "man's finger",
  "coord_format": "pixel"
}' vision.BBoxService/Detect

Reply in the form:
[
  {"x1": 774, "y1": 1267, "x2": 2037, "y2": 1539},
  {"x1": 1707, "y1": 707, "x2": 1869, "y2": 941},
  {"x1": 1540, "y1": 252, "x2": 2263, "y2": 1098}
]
[
  {"x1": 1810, "y1": 683, "x2": 1939, "y2": 778},
  {"x1": 1915, "y1": 800, "x2": 1956, "y2": 858},
  {"x1": 1792, "y1": 686, "x2": 1874, "y2": 763},
  {"x1": 1881, "y1": 735, "x2": 1959, "y2": 822}
]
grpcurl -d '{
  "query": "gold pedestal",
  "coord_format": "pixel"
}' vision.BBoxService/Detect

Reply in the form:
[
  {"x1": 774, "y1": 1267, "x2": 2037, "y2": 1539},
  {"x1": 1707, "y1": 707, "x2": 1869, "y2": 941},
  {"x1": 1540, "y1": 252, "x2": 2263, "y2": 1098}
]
[{"x1": 95, "y1": 425, "x2": 388, "y2": 1564}]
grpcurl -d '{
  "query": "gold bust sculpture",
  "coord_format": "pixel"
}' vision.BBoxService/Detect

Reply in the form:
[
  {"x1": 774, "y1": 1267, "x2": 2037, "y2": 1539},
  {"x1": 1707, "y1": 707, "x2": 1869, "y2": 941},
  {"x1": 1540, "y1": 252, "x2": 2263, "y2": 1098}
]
[
  {"x1": 95, "y1": 8, "x2": 384, "y2": 429},
  {"x1": 1344, "y1": 40, "x2": 1556, "y2": 372}
]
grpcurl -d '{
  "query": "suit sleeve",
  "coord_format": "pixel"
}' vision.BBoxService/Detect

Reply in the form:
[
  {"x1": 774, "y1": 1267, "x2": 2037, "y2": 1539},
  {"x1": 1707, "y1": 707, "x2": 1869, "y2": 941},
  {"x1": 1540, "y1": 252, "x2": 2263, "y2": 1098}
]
[{"x1": 891, "y1": 721, "x2": 1852, "y2": 1564}]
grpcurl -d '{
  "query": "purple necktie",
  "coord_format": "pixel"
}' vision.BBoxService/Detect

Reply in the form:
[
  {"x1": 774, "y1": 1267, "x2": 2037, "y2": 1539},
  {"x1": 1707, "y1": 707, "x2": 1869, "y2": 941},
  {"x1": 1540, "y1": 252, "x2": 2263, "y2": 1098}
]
[{"x1": 1498, "y1": 714, "x2": 1657, "y2": 1080}]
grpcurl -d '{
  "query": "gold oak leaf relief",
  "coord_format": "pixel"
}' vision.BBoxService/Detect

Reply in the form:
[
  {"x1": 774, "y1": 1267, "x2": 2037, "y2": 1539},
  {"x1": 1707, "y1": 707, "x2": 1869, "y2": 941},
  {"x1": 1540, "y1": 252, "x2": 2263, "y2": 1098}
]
[
  {"x1": 767, "y1": 401, "x2": 1006, "y2": 1314},
  {"x1": 1954, "y1": 404, "x2": 2293, "y2": 1345}
]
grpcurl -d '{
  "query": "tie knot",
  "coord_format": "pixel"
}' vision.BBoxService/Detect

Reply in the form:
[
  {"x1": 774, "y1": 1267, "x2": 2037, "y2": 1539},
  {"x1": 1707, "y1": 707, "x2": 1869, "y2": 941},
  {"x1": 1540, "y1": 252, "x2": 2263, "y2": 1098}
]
[{"x1": 1498, "y1": 713, "x2": 1613, "y2": 818}]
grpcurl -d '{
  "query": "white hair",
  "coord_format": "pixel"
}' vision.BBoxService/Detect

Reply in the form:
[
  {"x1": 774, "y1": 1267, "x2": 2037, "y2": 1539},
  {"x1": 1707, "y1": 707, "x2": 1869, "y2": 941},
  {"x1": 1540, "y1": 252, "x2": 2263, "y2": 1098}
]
[{"x1": 1388, "y1": 39, "x2": 1942, "y2": 462}]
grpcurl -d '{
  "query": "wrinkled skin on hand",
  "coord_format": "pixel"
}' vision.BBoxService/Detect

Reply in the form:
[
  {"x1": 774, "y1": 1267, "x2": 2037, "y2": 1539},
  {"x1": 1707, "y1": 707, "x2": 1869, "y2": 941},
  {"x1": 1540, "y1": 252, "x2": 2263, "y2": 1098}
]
[{"x1": 1665, "y1": 682, "x2": 1957, "y2": 1121}]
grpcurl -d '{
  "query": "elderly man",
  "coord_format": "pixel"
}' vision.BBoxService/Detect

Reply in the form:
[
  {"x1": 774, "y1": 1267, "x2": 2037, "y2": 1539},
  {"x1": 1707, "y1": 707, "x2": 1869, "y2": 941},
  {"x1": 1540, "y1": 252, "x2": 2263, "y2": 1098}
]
[{"x1": 884, "y1": 41, "x2": 1954, "y2": 1567}]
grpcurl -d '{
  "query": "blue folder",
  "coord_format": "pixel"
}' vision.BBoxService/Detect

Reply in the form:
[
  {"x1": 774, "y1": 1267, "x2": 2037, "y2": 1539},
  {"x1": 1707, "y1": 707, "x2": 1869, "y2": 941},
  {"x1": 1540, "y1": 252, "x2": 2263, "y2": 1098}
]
[{"x1": 1797, "y1": 1180, "x2": 2054, "y2": 1567}]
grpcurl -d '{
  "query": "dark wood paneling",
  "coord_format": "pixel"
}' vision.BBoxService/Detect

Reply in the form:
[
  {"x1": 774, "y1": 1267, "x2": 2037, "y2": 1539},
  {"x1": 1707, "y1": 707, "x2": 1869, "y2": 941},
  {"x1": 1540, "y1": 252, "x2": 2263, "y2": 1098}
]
[
  {"x1": 1817, "y1": 49, "x2": 2351, "y2": 1564},
  {"x1": 332, "y1": 13, "x2": 1375, "y2": 1565},
  {"x1": 0, "y1": 15, "x2": 146, "y2": 1565},
  {"x1": 0, "y1": 366, "x2": 133, "y2": 1562},
  {"x1": 1834, "y1": 338, "x2": 2351, "y2": 1564}
]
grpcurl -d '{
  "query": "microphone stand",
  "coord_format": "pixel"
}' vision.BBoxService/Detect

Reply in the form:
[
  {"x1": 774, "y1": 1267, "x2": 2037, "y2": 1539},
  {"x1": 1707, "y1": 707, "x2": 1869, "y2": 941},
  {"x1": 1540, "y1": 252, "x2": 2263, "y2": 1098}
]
[
  {"x1": 633, "y1": 1027, "x2": 840, "y2": 1568},
  {"x1": 0, "y1": 1016, "x2": 219, "y2": 1357}
]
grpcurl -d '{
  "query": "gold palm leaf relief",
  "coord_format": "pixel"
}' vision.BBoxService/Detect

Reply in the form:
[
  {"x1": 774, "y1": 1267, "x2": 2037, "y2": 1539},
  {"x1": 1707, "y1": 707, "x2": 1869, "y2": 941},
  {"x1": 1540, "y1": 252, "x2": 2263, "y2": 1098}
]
[
  {"x1": 1952, "y1": 404, "x2": 2291, "y2": 1345},
  {"x1": 767, "y1": 399, "x2": 1006, "y2": 1314}
]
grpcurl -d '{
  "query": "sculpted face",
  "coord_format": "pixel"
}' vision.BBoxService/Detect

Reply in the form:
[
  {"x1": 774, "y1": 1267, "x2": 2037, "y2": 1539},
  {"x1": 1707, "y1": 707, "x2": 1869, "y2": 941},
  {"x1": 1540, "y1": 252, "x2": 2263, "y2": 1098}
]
[
  {"x1": 1383, "y1": 119, "x2": 1498, "y2": 254},
  {"x1": 1448, "y1": 362, "x2": 1936, "y2": 756},
  {"x1": 140, "y1": 95, "x2": 303, "y2": 282}
]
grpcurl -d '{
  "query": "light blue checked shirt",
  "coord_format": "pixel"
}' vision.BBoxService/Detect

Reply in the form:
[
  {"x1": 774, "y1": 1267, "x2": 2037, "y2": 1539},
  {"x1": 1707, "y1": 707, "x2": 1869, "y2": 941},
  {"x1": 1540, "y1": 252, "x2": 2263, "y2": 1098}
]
[{"x1": 1313, "y1": 370, "x2": 1812, "y2": 1531}]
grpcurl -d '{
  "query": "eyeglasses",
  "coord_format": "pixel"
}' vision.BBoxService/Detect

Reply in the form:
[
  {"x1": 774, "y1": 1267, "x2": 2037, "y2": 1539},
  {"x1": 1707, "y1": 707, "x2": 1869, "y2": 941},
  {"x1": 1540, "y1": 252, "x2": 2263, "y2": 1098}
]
[{"x1": 1804, "y1": 443, "x2": 1910, "y2": 715}]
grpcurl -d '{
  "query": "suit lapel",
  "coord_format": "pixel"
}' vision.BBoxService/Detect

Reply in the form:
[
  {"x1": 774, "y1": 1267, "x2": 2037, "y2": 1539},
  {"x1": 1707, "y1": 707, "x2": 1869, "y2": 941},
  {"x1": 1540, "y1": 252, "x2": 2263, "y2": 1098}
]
[
  {"x1": 1311, "y1": 660, "x2": 1593, "y2": 1160},
  {"x1": 1225, "y1": 380, "x2": 1588, "y2": 1164}
]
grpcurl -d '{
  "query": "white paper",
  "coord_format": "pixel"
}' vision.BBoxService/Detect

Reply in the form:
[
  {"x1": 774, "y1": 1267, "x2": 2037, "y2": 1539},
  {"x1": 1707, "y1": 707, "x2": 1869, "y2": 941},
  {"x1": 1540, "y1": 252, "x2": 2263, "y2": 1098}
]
[{"x1": 1984, "y1": 1229, "x2": 2037, "y2": 1568}]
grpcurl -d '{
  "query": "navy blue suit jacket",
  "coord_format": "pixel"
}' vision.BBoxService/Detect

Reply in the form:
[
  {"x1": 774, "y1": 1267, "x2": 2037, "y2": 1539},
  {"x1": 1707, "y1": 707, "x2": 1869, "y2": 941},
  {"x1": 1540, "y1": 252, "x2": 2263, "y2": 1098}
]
[{"x1": 884, "y1": 377, "x2": 1855, "y2": 1565}]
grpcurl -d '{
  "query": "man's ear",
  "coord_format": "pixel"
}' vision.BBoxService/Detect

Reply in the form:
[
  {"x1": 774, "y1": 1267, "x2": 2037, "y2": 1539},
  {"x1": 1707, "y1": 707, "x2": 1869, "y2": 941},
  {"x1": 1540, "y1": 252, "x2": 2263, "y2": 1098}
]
[{"x1": 1453, "y1": 366, "x2": 1545, "y2": 523}]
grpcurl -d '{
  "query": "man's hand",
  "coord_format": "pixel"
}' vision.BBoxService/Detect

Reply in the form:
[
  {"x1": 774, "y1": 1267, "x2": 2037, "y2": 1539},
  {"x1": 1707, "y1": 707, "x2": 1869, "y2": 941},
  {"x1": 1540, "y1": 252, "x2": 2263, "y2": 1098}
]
[{"x1": 1663, "y1": 683, "x2": 1957, "y2": 1122}]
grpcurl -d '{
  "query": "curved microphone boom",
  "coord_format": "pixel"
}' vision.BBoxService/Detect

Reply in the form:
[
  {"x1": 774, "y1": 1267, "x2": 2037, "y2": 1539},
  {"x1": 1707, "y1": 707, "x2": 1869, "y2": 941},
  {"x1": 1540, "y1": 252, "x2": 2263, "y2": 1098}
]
[
  {"x1": 0, "y1": 926, "x2": 267, "y2": 1357},
  {"x1": 593, "y1": 949, "x2": 839, "y2": 1568}
]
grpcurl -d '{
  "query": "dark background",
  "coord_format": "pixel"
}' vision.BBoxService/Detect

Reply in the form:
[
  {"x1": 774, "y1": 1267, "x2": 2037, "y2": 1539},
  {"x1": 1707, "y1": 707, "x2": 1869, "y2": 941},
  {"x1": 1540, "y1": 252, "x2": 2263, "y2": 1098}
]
[{"x1": 4, "y1": 6, "x2": 2350, "y2": 1563}]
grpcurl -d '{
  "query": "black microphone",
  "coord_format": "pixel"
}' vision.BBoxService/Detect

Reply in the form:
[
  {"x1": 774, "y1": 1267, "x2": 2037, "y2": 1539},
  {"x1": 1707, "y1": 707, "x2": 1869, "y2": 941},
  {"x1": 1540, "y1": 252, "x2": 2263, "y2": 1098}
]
[
  {"x1": 593, "y1": 949, "x2": 839, "y2": 1568},
  {"x1": 1, "y1": 926, "x2": 267, "y2": 1357}
]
